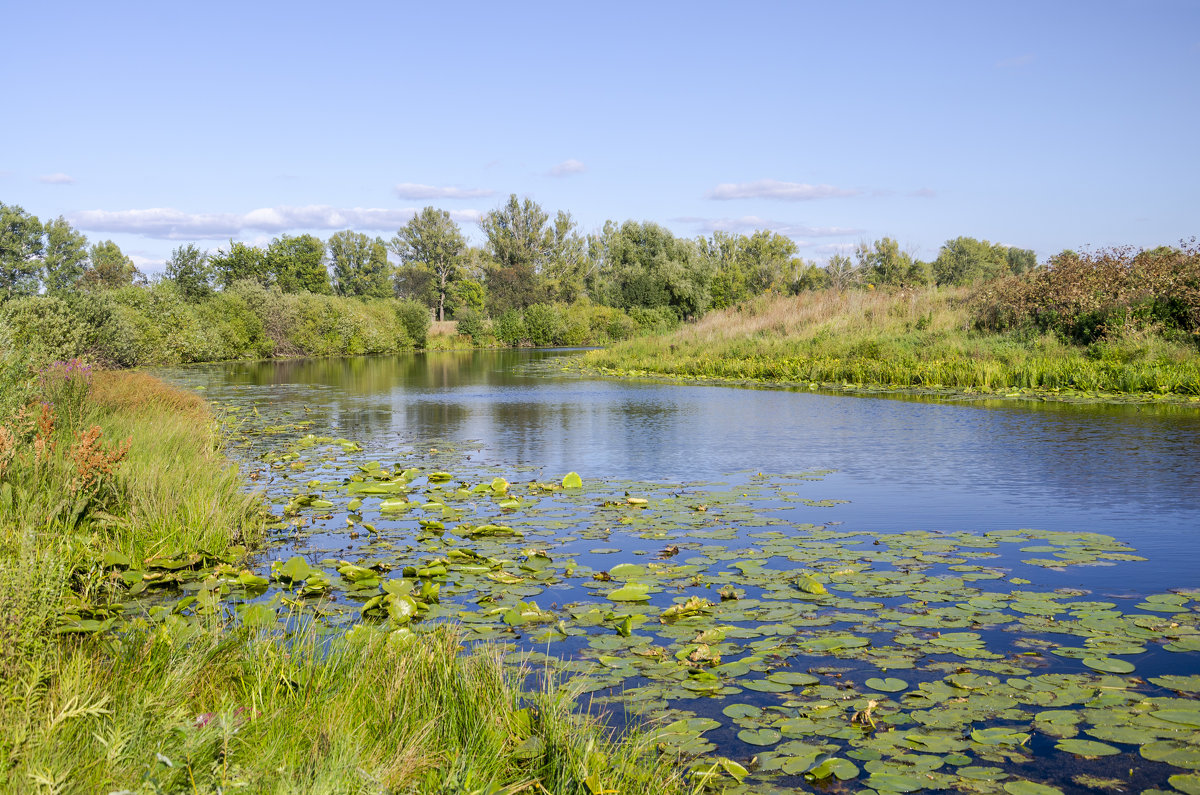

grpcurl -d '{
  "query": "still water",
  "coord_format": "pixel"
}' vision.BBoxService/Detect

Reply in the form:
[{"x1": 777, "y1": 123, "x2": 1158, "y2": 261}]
[
  {"x1": 163, "y1": 349, "x2": 1200, "y2": 583},
  {"x1": 157, "y1": 349, "x2": 1200, "y2": 793}
]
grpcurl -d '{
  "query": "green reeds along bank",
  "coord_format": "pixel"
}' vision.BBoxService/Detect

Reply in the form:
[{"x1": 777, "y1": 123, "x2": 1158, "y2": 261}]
[
  {"x1": 581, "y1": 289, "x2": 1200, "y2": 398},
  {"x1": 0, "y1": 362, "x2": 687, "y2": 794}
]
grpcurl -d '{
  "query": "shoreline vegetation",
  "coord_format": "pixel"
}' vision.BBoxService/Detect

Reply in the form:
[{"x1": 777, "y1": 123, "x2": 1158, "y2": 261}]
[
  {"x1": 577, "y1": 286, "x2": 1200, "y2": 404},
  {"x1": 3, "y1": 197, "x2": 1197, "y2": 401},
  {"x1": 0, "y1": 360, "x2": 688, "y2": 793}
]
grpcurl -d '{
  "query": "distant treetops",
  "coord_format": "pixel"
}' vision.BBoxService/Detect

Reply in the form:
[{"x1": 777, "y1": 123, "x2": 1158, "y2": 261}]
[{"x1": 3, "y1": 196, "x2": 1042, "y2": 320}]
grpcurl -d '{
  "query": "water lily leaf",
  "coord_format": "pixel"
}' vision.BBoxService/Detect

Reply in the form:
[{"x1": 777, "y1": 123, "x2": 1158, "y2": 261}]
[
  {"x1": 971, "y1": 727, "x2": 1030, "y2": 746},
  {"x1": 1150, "y1": 675, "x2": 1200, "y2": 693},
  {"x1": 562, "y1": 472, "x2": 583, "y2": 489},
  {"x1": 1082, "y1": 657, "x2": 1134, "y2": 674},
  {"x1": 866, "y1": 677, "x2": 908, "y2": 692},
  {"x1": 1055, "y1": 739, "x2": 1119, "y2": 757},
  {"x1": 1153, "y1": 709, "x2": 1200, "y2": 728},
  {"x1": 1003, "y1": 782, "x2": 1064, "y2": 795},
  {"x1": 101, "y1": 551, "x2": 131, "y2": 569},
  {"x1": 1169, "y1": 774, "x2": 1200, "y2": 795},
  {"x1": 806, "y1": 757, "x2": 858, "y2": 781},
  {"x1": 609, "y1": 563, "x2": 646, "y2": 580},
  {"x1": 738, "y1": 727, "x2": 782, "y2": 746},
  {"x1": 867, "y1": 772, "x2": 930, "y2": 792},
  {"x1": 607, "y1": 583, "x2": 650, "y2": 602},
  {"x1": 1141, "y1": 741, "x2": 1200, "y2": 768}
]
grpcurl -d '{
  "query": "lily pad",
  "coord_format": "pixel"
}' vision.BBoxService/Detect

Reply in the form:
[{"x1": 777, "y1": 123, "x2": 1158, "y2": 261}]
[{"x1": 866, "y1": 677, "x2": 908, "y2": 693}]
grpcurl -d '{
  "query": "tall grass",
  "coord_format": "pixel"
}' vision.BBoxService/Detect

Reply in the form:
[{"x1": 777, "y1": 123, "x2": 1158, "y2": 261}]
[
  {"x1": 583, "y1": 289, "x2": 1200, "y2": 396},
  {"x1": 0, "y1": 360, "x2": 690, "y2": 794}
]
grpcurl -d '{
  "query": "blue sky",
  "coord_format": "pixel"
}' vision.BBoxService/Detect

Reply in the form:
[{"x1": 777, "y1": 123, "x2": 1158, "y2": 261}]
[{"x1": 3, "y1": 1, "x2": 1197, "y2": 274}]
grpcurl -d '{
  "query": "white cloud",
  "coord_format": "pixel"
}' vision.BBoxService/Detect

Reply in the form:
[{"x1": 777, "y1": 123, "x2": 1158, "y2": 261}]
[
  {"x1": 996, "y1": 53, "x2": 1035, "y2": 68},
  {"x1": 548, "y1": 159, "x2": 586, "y2": 177},
  {"x1": 39, "y1": 173, "x2": 76, "y2": 184},
  {"x1": 70, "y1": 205, "x2": 483, "y2": 240},
  {"x1": 393, "y1": 183, "x2": 495, "y2": 200},
  {"x1": 705, "y1": 179, "x2": 859, "y2": 201},
  {"x1": 910, "y1": 187, "x2": 936, "y2": 198},
  {"x1": 675, "y1": 215, "x2": 862, "y2": 238}
]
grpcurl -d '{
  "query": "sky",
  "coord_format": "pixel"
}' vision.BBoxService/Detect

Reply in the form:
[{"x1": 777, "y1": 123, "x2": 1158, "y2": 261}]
[{"x1": 3, "y1": 0, "x2": 1198, "y2": 275}]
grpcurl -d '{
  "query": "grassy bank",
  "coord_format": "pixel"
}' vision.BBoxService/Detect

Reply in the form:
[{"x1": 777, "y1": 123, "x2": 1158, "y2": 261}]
[
  {"x1": 580, "y1": 288, "x2": 1200, "y2": 398},
  {"x1": 0, "y1": 359, "x2": 688, "y2": 794}
]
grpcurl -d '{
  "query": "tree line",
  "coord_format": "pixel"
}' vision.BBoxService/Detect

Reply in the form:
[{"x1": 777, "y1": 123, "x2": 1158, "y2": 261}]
[{"x1": 1, "y1": 197, "x2": 1039, "y2": 322}]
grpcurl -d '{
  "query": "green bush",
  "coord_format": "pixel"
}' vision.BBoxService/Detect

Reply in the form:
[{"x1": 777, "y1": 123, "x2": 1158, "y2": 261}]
[
  {"x1": 523, "y1": 303, "x2": 563, "y2": 347},
  {"x1": 454, "y1": 307, "x2": 486, "y2": 341},
  {"x1": 396, "y1": 300, "x2": 431, "y2": 348},
  {"x1": 494, "y1": 309, "x2": 526, "y2": 347}
]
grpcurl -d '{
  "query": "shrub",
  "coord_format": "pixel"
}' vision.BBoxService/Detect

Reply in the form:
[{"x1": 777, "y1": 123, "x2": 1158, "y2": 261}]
[
  {"x1": 972, "y1": 241, "x2": 1200, "y2": 346},
  {"x1": 494, "y1": 309, "x2": 526, "y2": 347},
  {"x1": 454, "y1": 307, "x2": 486, "y2": 341},
  {"x1": 523, "y1": 303, "x2": 563, "y2": 347},
  {"x1": 396, "y1": 300, "x2": 431, "y2": 348}
]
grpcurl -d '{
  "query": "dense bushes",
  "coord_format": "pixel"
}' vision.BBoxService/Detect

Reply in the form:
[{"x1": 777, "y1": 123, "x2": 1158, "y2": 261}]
[
  {"x1": 1, "y1": 281, "x2": 419, "y2": 367},
  {"x1": 972, "y1": 242, "x2": 1200, "y2": 346}
]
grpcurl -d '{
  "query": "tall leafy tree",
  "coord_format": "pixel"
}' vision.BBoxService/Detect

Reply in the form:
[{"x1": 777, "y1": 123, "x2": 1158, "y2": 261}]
[
  {"x1": 932, "y1": 237, "x2": 1022, "y2": 285},
  {"x1": 165, "y1": 243, "x2": 214, "y2": 300},
  {"x1": 210, "y1": 240, "x2": 270, "y2": 288},
  {"x1": 266, "y1": 234, "x2": 330, "y2": 294},
  {"x1": 603, "y1": 221, "x2": 709, "y2": 318},
  {"x1": 857, "y1": 237, "x2": 921, "y2": 286},
  {"x1": 390, "y1": 207, "x2": 466, "y2": 321},
  {"x1": 480, "y1": 195, "x2": 555, "y2": 313},
  {"x1": 328, "y1": 230, "x2": 391, "y2": 298},
  {"x1": 0, "y1": 202, "x2": 45, "y2": 301},
  {"x1": 41, "y1": 216, "x2": 89, "y2": 293},
  {"x1": 81, "y1": 240, "x2": 140, "y2": 291}
]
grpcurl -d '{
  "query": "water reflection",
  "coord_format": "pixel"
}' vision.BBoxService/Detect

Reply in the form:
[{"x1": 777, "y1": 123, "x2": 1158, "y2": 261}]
[{"x1": 159, "y1": 349, "x2": 1200, "y2": 571}]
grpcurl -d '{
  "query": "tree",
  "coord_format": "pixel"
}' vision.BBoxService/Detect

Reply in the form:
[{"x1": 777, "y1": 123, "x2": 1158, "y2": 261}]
[
  {"x1": 0, "y1": 202, "x2": 44, "y2": 301},
  {"x1": 1005, "y1": 247, "x2": 1037, "y2": 275},
  {"x1": 210, "y1": 240, "x2": 270, "y2": 288},
  {"x1": 933, "y1": 237, "x2": 1009, "y2": 286},
  {"x1": 266, "y1": 234, "x2": 330, "y2": 294},
  {"x1": 81, "y1": 240, "x2": 140, "y2": 291},
  {"x1": 603, "y1": 221, "x2": 709, "y2": 318},
  {"x1": 824, "y1": 253, "x2": 861, "y2": 290},
  {"x1": 479, "y1": 195, "x2": 561, "y2": 313},
  {"x1": 165, "y1": 243, "x2": 214, "y2": 300},
  {"x1": 481, "y1": 195, "x2": 553, "y2": 272},
  {"x1": 42, "y1": 216, "x2": 89, "y2": 293},
  {"x1": 856, "y1": 237, "x2": 917, "y2": 287},
  {"x1": 390, "y1": 207, "x2": 466, "y2": 321},
  {"x1": 328, "y1": 230, "x2": 391, "y2": 298}
]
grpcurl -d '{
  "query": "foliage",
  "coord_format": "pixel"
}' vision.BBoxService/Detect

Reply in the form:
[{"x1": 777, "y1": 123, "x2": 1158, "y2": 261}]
[
  {"x1": 934, "y1": 236, "x2": 1035, "y2": 286},
  {"x1": 523, "y1": 303, "x2": 564, "y2": 347},
  {"x1": 391, "y1": 207, "x2": 467, "y2": 321},
  {"x1": 454, "y1": 306, "x2": 486, "y2": 341},
  {"x1": 265, "y1": 233, "x2": 331, "y2": 294},
  {"x1": 0, "y1": 202, "x2": 44, "y2": 302},
  {"x1": 493, "y1": 308, "x2": 527, "y2": 346},
  {"x1": 972, "y1": 241, "x2": 1200, "y2": 346},
  {"x1": 329, "y1": 230, "x2": 391, "y2": 298},
  {"x1": 210, "y1": 240, "x2": 271, "y2": 289},
  {"x1": 41, "y1": 216, "x2": 89, "y2": 294},
  {"x1": 395, "y1": 299, "x2": 432, "y2": 348},
  {"x1": 164, "y1": 243, "x2": 214, "y2": 300},
  {"x1": 584, "y1": 287, "x2": 1200, "y2": 396}
]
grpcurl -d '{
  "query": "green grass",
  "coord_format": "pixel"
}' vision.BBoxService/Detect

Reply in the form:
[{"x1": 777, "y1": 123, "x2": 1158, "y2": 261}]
[
  {"x1": 581, "y1": 289, "x2": 1200, "y2": 398},
  {"x1": 0, "y1": 362, "x2": 691, "y2": 794}
]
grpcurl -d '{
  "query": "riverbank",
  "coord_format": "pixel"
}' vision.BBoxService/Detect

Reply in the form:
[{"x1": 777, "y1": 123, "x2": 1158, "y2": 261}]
[
  {"x1": 0, "y1": 360, "x2": 687, "y2": 793},
  {"x1": 577, "y1": 289, "x2": 1200, "y2": 401}
]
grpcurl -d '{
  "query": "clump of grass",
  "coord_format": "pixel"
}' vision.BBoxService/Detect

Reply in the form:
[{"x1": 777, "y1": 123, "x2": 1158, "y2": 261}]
[{"x1": 3, "y1": 621, "x2": 687, "y2": 793}]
